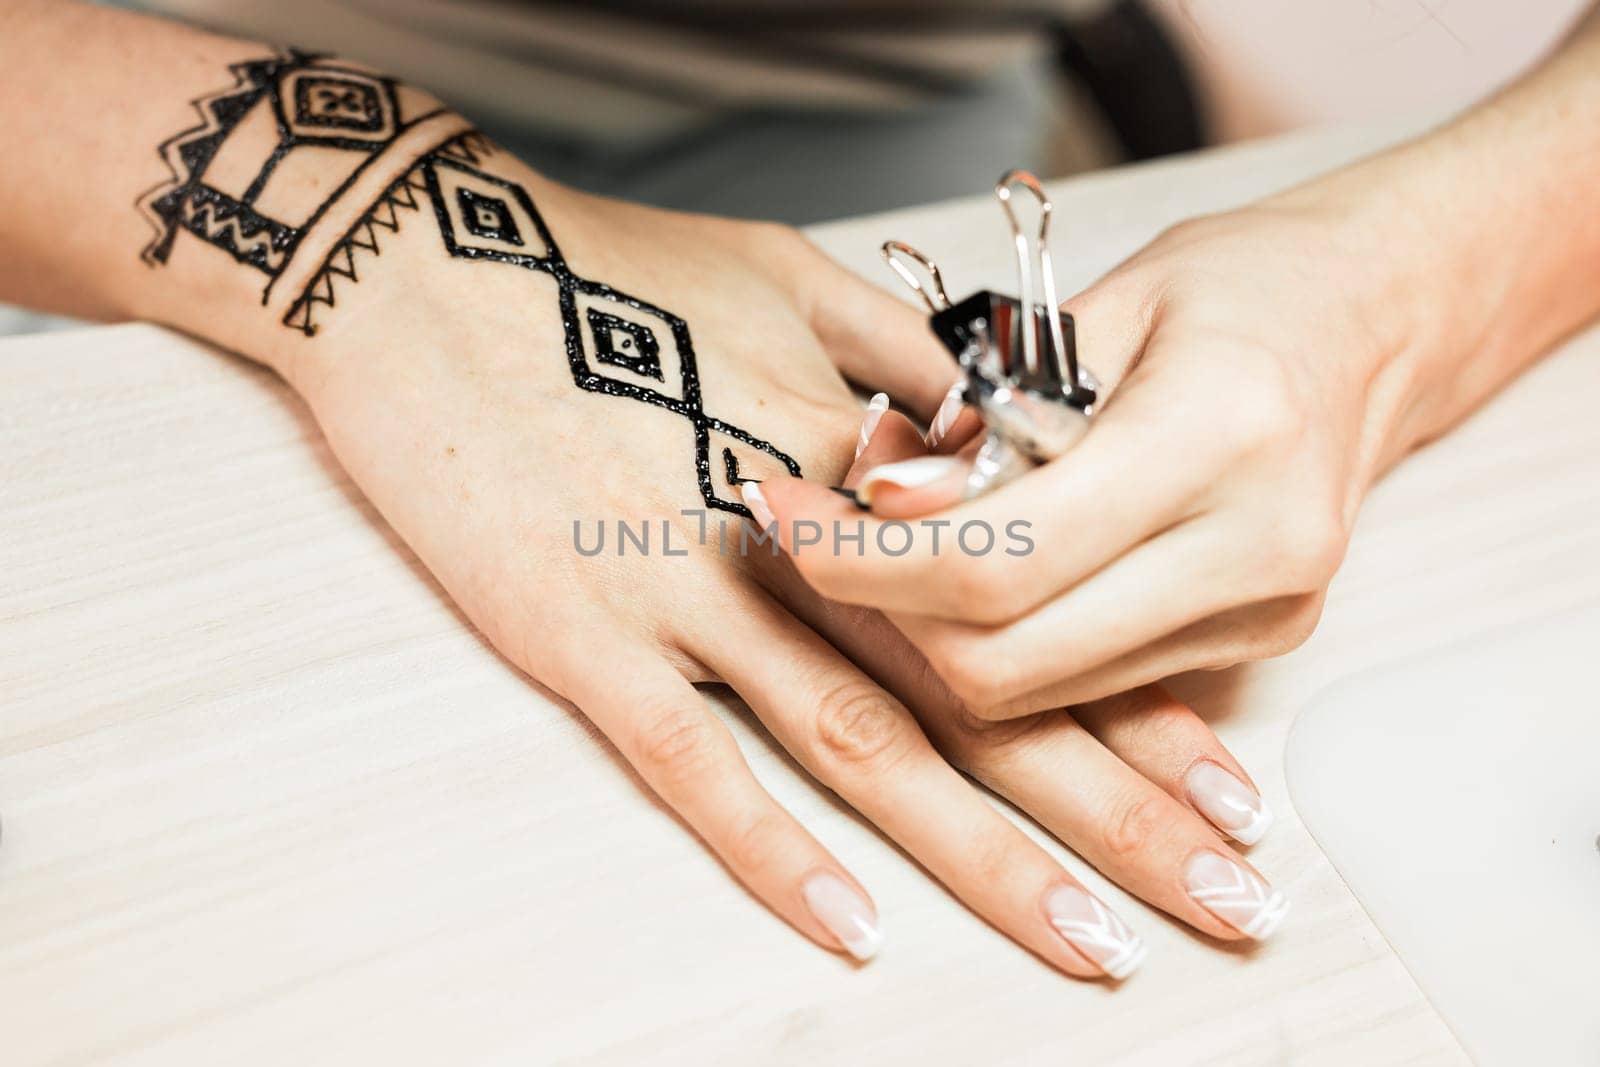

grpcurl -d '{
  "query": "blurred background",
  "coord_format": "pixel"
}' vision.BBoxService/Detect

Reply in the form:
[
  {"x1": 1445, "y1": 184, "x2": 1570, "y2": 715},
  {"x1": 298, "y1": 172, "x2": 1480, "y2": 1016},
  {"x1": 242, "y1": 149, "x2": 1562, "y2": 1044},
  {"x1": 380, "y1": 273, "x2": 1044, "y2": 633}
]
[{"x1": 2, "y1": 0, "x2": 1591, "y2": 334}]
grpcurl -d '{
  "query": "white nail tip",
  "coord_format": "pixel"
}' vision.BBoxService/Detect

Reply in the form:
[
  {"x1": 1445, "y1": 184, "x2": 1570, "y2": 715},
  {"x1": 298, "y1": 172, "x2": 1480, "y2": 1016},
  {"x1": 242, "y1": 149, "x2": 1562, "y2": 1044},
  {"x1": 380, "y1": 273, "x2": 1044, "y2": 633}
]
[
  {"x1": 839, "y1": 917, "x2": 885, "y2": 961},
  {"x1": 1184, "y1": 852, "x2": 1290, "y2": 941},
  {"x1": 1101, "y1": 938, "x2": 1150, "y2": 980},
  {"x1": 857, "y1": 457, "x2": 957, "y2": 496},
  {"x1": 925, "y1": 382, "x2": 965, "y2": 447},
  {"x1": 1186, "y1": 762, "x2": 1274, "y2": 846},
  {"x1": 802, "y1": 872, "x2": 883, "y2": 962},
  {"x1": 1229, "y1": 806, "x2": 1275, "y2": 847},
  {"x1": 738, "y1": 481, "x2": 776, "y2": 530},
  {"x1": 1045, "y1": 886, "x2": 1147, "y2": 979},
  {"x1": 856, "y1": 393, "x2": 890, "y2": 460}
]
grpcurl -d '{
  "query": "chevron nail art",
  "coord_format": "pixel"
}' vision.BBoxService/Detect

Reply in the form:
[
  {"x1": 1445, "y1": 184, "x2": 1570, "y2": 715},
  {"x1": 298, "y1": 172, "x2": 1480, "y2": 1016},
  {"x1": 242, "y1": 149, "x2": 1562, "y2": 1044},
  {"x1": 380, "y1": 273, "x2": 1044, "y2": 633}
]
[
  {"x1": 1045, "y1": 885, "x2": 1148, "y2": 979},
  {"x1": 1184, "y1": 851, "x2": 1290, "y2": 940}
]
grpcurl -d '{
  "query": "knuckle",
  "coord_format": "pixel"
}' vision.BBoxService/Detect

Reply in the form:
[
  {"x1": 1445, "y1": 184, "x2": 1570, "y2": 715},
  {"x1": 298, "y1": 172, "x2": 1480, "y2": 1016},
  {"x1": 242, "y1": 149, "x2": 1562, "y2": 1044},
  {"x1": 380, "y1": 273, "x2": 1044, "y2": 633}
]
[
  {"x1": 1219, "y1": 361, "x2": 1305, "y2": 458},
  {"x1": 1150, "y1": 214, "x2": 1217, "y2": 251},
  {"x1": 1100, "y1": 792, "x2": 1163, "y2": 861},
  {"x1": 1097, "y1": 688, "x2": 1196, "y2": 744},
  {"x1": 812, "y1": 680, "x2": 908, "y2": 768},
  {"x1": 633, "y1": 708, "x2": 719, "y2": 785},
  {"x1": 1262, "y1": 595, "x2": 1326, "y2": 656},
  {"x1": 724, "y1": 812, "x2": 790, "y2": 875},
  {"x1": 940, "y1": 704, "x2": 1050, "y2": 784},
  {"x1": 1270, "y1": 508, "x2": 1347, "y2": 591}
]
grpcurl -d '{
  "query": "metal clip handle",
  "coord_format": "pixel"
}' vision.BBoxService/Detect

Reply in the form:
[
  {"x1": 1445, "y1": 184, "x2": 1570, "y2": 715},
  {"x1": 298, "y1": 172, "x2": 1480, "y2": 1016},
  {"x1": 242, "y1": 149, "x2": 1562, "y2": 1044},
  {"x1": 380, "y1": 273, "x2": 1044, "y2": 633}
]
[
  {"x1": 994, "y1": 170, "x2": 1078, "y2": 390},
  {"x1": 879, "y1": 240, "x2": 952, "y2": 314}
]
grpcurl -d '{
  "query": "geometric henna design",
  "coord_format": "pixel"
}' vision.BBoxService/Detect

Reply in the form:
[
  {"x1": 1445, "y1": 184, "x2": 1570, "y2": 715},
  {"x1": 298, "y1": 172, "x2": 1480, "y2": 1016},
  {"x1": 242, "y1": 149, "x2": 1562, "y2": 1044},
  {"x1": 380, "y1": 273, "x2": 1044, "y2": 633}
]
[
  {"x1": 457, "y1": 187, "x2": 524, "y2": 247},
  {"x1": 422, "y1": 138, "x2": 802, "y2": 515},
  {"x1": 136, "y1": 50, "x2": 441, "y2": 282},
  {"x1": 287, "y1": 73, "x2": 391, "y2": 137},
  {"x1": 587, "y1": 308, "x2": 663, "y2": 381},
  {"x1": 173, "y1": 186, "x2": 297, "y2": 273},
  {"x1": 279, "y1": 165, "x2": 433, "y2": 336},
  {"x1": 139, "y1": 56, "x2": 798, "y2": 516}
]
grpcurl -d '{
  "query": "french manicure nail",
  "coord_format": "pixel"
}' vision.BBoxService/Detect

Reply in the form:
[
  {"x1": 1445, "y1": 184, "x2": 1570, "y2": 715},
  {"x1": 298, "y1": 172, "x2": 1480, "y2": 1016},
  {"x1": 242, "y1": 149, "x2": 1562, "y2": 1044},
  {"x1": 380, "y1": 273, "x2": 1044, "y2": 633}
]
[
  {"x1": 856, "y1": 456, "x2": 959, "y2": 504},
  {"x1": 925, "y1": 381, "x2": 965, "y2": 448},
  {"x1": 802, "y1": 871, "x2": 883, "y2": 961},
  {"x1": 1044, "y1": 885, "x2": 1147, "y2": 979},
  {"x1": 1185, "y1": 762, "x2": 1274, "y2": 845},
  {"x1": 856, "y1": 392, "x2": 890, "y2": 460},
  {"x1": 1184, "y1": 851, "x2": 1290, "y2": 940},
  {"x1": 739, "y1": 480, "x2": 777, "y2": 530}
]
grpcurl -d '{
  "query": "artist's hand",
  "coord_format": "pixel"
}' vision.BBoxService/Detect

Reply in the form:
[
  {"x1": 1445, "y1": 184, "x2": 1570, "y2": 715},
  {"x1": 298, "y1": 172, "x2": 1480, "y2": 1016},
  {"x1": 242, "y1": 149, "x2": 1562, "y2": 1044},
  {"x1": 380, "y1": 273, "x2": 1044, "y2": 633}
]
[
  {"x1": 263, "y1": 162, "x2": 1285, "y2": 976},
  {"x1": 758, "y1": 192, "x2": 1437, "y2": 718}
]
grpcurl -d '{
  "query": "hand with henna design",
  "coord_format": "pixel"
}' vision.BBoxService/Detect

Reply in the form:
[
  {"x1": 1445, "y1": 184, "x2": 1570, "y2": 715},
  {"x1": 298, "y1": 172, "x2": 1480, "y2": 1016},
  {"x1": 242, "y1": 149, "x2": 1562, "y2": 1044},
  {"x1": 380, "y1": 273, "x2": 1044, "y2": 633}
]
[{"x1": 0, "y1": 3, "x2": 1291, "y2": 977}]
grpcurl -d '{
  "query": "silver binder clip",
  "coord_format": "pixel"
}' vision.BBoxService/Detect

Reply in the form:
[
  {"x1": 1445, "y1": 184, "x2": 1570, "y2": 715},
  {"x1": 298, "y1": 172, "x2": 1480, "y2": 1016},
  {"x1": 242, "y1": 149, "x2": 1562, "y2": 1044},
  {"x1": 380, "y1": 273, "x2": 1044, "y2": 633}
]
[{"x1": 880, "y1": 170, "x2": 1099, "y2": 498}]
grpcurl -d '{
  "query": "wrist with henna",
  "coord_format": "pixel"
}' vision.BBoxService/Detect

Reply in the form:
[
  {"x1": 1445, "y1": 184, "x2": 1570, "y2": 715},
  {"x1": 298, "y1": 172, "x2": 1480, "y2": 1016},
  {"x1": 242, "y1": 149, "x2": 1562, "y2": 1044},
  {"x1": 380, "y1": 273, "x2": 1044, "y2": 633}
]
[{"x1": 129, "y1": 50, "x2": 805, "y2": 519}]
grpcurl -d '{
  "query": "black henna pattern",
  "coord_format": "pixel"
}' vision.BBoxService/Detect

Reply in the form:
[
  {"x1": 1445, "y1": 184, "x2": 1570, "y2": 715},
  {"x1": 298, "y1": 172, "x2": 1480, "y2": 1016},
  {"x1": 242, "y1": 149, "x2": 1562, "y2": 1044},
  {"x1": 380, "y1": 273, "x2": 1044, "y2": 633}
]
[
  {"x1": 417, "y1": 138, "x2": 800, "y2": 514},
  {"x1": 139, "y1": 54, "x2": 799, "y2": 516},
  {"x1": 136, "y1": 51, "x2": 442, "y2": 279}
]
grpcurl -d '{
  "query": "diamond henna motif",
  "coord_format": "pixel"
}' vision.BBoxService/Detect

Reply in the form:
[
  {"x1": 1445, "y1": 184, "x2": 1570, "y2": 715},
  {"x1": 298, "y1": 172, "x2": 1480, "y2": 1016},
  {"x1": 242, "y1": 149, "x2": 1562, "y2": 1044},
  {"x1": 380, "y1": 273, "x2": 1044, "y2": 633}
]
[
  {"x1": 587, "y1": 308, "x2": 662, "y2": 381},
  {"x1": 457, "y1": 187, "x2": 523, "y2": 246},
  {"x1": 424, "y1": 155, "x2": 557, "y2": 266},
  {"x1": 414, "y1": 142, "x2": 800, "y2": 514}
]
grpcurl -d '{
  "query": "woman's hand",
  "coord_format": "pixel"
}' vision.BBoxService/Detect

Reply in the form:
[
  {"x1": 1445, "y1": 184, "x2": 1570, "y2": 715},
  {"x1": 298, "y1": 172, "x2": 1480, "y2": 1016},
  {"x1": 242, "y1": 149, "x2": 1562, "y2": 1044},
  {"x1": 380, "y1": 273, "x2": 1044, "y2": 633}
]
[
  {"x1": 255, "y1": 143, "x2": 1287, "y2": 974},
  {"x1": 755, "y1": 2, "x2": 1600, "y2": 717},
  {"x1": 756, "y1": 188, "x2": 1453, "y2": 717}
]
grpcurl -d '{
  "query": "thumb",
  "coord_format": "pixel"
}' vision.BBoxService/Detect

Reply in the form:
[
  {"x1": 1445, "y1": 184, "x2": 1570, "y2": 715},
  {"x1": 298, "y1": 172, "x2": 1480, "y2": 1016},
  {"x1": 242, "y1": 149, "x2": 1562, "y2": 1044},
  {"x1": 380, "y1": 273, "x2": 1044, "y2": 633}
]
[
  {"x1": 842, "y1": 402, "x2": 976, "y2": 519},
  {"x1": 791, "y1": 236, "x2": 960, "y2": 421}
]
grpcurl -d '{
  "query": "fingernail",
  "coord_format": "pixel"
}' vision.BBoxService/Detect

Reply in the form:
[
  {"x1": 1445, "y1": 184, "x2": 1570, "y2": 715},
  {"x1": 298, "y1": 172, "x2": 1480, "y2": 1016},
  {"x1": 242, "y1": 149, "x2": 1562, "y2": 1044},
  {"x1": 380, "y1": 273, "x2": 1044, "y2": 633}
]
[
  {"x1": 856, "y1": 456, "x2": 958, "y2": 505},
  {"x1": 855, "y1": 392, "x2": 890, "y2": 460},
  {"x1": 738, "y1": 480, "x2": 777, "y2": 530},
  {"x1": 925, "y1": 381, "x2": 966, "y2": 448},
  {"x1": 1044, "y1": 884, "x2": 1147, "y2": 979},
  {"x1": 802, "y1": 871, "x2": 883, "y2": 961},
  {"x1": 1185, "y1": 762, "x2": 1274, "y2": 845},
  {"x1": 1184, "y1": 851, "x2": 1290, "y2": 940}
]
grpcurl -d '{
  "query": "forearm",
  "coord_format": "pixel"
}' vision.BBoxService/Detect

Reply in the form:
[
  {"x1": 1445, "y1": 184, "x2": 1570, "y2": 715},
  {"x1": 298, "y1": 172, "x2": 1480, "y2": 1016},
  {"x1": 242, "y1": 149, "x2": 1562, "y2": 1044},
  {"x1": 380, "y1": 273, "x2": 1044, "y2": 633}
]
[
  {"x1": 1277, "y1": 5, "x2": 1600, "y2": 460},
  {"x1": 1, "y1": 4, "x2": 274, "y2": 327},
  {"x1": 0, "y1": 0, "x2": 562, "y2": 386}
]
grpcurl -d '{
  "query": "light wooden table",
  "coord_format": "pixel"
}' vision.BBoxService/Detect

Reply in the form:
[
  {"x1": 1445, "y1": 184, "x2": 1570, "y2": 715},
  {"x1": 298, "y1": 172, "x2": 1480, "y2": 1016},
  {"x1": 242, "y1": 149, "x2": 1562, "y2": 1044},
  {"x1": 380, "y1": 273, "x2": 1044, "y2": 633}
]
[{"x1": 6, "y1": 116, "x2": 1598, "y2": 1066}]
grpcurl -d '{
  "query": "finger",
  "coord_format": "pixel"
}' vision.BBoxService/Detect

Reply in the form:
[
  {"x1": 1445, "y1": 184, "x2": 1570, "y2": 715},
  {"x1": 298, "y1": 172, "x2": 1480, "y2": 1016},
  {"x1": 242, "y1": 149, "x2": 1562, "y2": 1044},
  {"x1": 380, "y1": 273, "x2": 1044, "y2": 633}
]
[
  {"x1": 756, "y1": 565, "x2": 1285, "y2": 947},
  {"x1": 560, "y1": 639, "x2": 883, "y2": 961},
  {"x1": 688, "y1": 594, "x2": 1135, "y2": 979},
  {"x1": 889, "y1": 514, "x2": 1287, "y2": 714},
  {"x1": 757, "y1": 357, "x2": 1223, "y2": 624},
  {"x1": 845, "y1": 406, "x2": 929, "y2": 487},
  {"x1": 950, "y1": 710, "x2": 1289, "y2": 942},
  {"x1": 1057, "y1": 263, "x2": 1164, "y2": 399},
  {"x1": 980, "y1": 593, "x2": 1326, "y2": 716},
  {"x1": 789, "y1": 236, "x2": 959, "y2": 420},
  {"x1": 1071, "y1": 686, "x2": 1274, "y2": 846}
]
